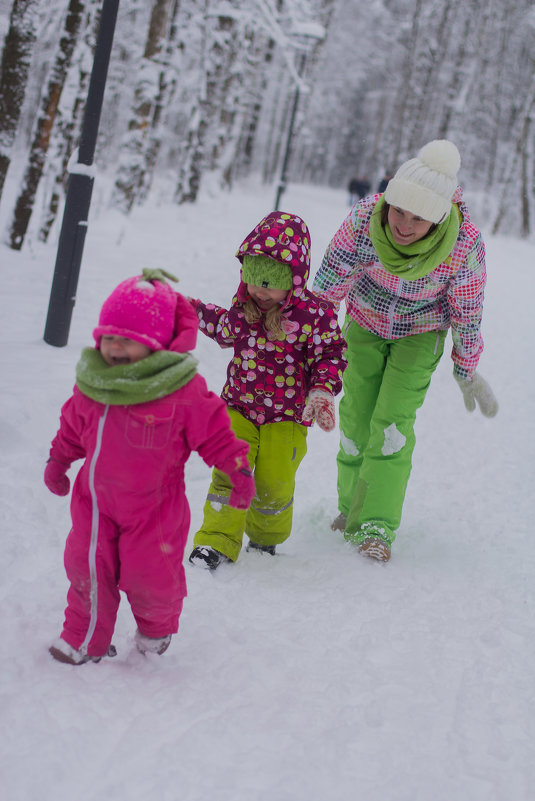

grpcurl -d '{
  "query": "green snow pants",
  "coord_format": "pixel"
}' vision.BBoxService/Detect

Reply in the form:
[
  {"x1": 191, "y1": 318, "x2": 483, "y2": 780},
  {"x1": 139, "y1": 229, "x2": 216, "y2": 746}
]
[
  {"x1": 193, "y1": 408, "x2": 308, "y2": 561},
  {"x1": 338, "y1": 318, "x2": 446, "y2": 546}
]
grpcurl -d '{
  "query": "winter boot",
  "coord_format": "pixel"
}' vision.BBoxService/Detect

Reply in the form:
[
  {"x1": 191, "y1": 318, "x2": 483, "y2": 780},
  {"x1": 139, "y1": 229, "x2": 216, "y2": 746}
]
[
  {"x1": 331, "y1": 513, "x2": 347, "y2": 531},
  {"x1": 134, "y1": 630, "x2": 172, "y2": 655},
  {"x1": 246, "y1": 540, "x2": 276, "y2": 555},
  {"x1": 188, "y1": 545, "x2": 229, "y2": 570},
  {"x1": 48, "y1": 638, "x2": 117, "y2": 666},
  {"x1": 358, "y1": 536, "x2": 391, "y2": 562}
]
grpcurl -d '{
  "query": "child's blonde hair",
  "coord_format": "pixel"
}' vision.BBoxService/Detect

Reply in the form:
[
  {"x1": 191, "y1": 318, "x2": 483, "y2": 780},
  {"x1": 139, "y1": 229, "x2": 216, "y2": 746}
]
[{"x1": 243, "y1": 299, "x2": 285, "y2": 340}]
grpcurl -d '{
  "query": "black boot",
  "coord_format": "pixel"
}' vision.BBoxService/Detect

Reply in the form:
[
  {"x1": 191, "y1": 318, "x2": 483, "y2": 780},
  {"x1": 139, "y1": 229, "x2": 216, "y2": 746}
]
[
  {"x1": 246, "y1": 540, "x2": 276, "y2": 555},
  {"x1": 188, "y1": 546, "x2": 229, "y2": 570}
]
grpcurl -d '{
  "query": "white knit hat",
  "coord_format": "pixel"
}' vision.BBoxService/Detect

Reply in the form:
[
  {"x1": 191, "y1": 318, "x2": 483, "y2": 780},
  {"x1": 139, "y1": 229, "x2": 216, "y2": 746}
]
[{"x1": 384, "y1": 140, "x2": 461, "y2": 224}]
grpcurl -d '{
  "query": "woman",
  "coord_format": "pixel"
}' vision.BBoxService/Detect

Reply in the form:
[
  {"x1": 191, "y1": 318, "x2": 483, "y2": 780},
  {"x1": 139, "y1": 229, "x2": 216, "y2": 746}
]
[{"x1": 313, "y1": 139, "x2": 498, "y2": 562}]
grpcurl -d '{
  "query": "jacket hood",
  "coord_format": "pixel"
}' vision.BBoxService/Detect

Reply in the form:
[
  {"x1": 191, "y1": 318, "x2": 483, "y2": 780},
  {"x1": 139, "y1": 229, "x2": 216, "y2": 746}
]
[{"x1": 235, "y1": 211, "x2": 311, "y2": 304}]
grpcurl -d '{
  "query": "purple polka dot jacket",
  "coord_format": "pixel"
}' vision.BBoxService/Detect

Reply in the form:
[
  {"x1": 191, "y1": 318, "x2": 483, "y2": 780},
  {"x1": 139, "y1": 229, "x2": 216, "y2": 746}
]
[{"x1": 196, "y1": 211, "x2": 347, "y2": 426}]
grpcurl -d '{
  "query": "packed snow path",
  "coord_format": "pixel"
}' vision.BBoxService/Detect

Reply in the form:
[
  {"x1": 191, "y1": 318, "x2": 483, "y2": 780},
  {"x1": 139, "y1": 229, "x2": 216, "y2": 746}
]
[{"x1": 1, "y1": 181, "x2": 533, "y2": 801}]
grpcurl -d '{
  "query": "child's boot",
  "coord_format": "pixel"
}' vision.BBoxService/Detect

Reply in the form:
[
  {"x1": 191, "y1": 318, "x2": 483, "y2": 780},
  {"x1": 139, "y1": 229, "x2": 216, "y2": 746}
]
[
  {"x1": 246, "y1": 540, "x2": 276, "y2": 555},
  {"x1": 134, "y1": 630, "x2": 172, "y2": 655},
  {"x1": 331, "y1": 513, "x2": 347, "y2": 531},
  {"x1": 188, "y1": 545, "x2": 229, "y2": 570},
  {"x1": 48, "y1": 637, "x2": 116, "y2": 665},
  {"x1": 358, "y1": 536, "x2": 391, "y2": 562}
]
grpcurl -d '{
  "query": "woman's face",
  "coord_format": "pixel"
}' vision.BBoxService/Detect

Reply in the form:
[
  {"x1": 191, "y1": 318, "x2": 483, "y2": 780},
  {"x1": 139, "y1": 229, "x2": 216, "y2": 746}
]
[
  {"x1": 247, "y1": 283, "x2": 288, "y2": 311},
  {"x1": 100, "y1": 335, "x2": 153, "y2": 365},
  {"x1": 387, "y1": 205, "x2": 434, "y2": 245}
]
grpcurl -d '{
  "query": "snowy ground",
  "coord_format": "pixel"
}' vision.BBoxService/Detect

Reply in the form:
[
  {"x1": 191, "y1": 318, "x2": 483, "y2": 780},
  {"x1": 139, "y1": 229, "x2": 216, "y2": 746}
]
[{"x1": 1, "y1": 179, "x2": 533, "y2": 801}]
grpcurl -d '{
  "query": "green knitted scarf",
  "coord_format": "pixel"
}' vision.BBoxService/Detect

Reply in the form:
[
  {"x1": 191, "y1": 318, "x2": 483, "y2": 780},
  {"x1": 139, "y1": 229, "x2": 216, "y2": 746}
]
[
  {"x1": 76, "y1": 348, "x2": 198, "y2": 405},
  {"x1": 368, "y1": 195, "x2": 460, "y2": 280}
]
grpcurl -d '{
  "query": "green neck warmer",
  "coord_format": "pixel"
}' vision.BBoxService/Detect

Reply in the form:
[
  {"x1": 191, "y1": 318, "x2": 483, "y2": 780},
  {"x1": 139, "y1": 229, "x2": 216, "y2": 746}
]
[
  {"x1": 76, "y1": 348, "x2": 198, "y2": 406},
  {"x1": 368, "y1": 196, "x2": 460, "y2": 280}
]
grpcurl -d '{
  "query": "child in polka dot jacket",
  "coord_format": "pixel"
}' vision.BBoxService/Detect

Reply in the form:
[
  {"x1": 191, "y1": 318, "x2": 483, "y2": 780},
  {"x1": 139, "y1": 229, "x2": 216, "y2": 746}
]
[{"x1": 188, "y1": 211, "x2": 347, "y2": 569}]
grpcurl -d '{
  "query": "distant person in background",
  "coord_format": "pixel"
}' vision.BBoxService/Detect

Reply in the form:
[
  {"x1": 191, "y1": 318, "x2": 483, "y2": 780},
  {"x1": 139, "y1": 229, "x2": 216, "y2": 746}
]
[
  {"x1": 348, "y1": 175, "x2": 371, "y2": 205},
  {"x1": 313, "y1": 140, "x2": 498, "y2": 563},
  {"x1": 377, "y1": 172, "x2": 393, "y2": 193}
]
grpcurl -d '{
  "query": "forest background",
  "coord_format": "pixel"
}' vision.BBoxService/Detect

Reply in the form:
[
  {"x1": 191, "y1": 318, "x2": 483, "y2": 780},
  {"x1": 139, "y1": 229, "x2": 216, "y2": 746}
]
[{"x1": 1, "y1": 0, "x2": 535, "y2": 254}]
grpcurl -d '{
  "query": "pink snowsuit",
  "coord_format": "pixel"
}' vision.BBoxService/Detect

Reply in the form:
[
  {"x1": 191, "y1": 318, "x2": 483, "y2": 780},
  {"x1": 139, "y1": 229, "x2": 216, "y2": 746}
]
[{"x1": 50, "y1": 375, "x2": 248, "y2": 657}]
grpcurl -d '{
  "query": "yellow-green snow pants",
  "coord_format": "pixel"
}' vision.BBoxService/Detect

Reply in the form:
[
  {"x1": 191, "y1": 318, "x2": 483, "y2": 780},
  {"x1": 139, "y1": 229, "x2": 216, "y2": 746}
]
[
  {"x1": 193, "y1": 408, "x2": 308, "y2": 561},
  {"x1": 339, "y1": 319, "x2": 446, "y2": 546}
]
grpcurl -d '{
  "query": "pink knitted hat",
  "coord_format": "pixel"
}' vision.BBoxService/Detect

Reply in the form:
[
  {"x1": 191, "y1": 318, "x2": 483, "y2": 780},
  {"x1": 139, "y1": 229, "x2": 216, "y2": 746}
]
[{"x1": 93, "y1": 269, "x2": 186, "y2": 352}]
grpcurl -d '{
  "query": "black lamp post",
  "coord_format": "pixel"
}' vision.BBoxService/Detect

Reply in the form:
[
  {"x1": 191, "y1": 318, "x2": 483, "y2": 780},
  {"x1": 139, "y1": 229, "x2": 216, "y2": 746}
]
[
  {"x1": 44, "y1": 0, "x2": 120, "y2": 347},
  {"x1": 274, "y1": 53, "x2": 306, "y2": 210}
]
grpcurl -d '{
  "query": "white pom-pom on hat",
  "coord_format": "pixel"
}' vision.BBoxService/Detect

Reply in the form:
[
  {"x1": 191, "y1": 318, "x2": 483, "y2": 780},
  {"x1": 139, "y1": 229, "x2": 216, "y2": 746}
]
[
  {"x1": 384, "y1": 139, "x2": 461, "y2": 224},
  {"x1": 417, "y1": 139, "x2": 461, "y2": 177}
]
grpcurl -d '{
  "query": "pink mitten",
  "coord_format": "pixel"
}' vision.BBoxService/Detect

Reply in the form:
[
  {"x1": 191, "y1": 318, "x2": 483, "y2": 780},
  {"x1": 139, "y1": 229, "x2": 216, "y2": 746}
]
[
  {"x1": 169, "y1": 293, "x2": 200, "y2": 353},
  {"x1": 44, "y1": 459, "x2": 70, "y2": 496},
  {"x1": 226, "y1": 455, "x2": 255, "y2": 510},
  {"x1": 186, "y1": 297, "x2": 201, "y2": 311},
  {"x1": 302, "y1": 389, "x2": 336, "y2": 432}
]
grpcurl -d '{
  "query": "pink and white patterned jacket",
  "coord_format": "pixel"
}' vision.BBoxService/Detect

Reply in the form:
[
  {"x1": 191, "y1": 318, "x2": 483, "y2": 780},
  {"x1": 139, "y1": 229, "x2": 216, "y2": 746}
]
[
  {"x1": 312, "y1": 189, "x2": 486, "y2": 379},
  {"x1": 196, "y1": 211, "x2": 346, "y2": 426}
]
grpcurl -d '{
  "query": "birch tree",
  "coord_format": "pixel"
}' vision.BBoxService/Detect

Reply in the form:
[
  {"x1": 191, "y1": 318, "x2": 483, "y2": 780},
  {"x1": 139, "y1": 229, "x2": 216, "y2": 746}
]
[
  {"x1": 492, "y1": 73, "x2": 535, "y2": 236},
  {"x1": 38, "y1": 0, "x2": 101, "y2": 242},
  {"x1": 111, "y1": 0, "x2": 173, "y2": 212},
  {"x1": 171, "y1": 0, "x2": 263, "y2": 205},
  {"x1": 7, "y1": 0, "x2": 85, "y2": 250},
  {"x1": 0, "y1": 0, "x2": 38, "y2": 198}
]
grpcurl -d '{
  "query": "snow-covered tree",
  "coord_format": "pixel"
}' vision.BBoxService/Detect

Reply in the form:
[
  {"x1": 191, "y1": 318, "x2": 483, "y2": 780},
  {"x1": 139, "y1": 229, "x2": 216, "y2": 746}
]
[
  {"x1": 7, "y1": 0, "x2": 85, "y2": 249},
  {"x1": 0, "y1": 0, "x2": 38, "y2": 197},
  {"x1": 1, "y1": 0, "x2": 535, "y2": 243}
]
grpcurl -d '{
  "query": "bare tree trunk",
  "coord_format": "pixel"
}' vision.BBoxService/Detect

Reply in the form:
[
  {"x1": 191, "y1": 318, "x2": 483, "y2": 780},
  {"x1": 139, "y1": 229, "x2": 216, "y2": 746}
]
[
  {"x1": 173, "y1": 0, "x2": 211, "y2": 204},
  {"x1": 0, "y1": 0, "x2": 38, "y2": 199},
  {"x1": 111, "y1": 0, "x2": 173, "y2": 213},
  {"x1": 38, "y1": 1, "x2": 102, "y2": 242},
  {"x1": 7, "y1": 0, "x2": 85, "y2": 250},
  {"x1": 390, "y1": 0, "x2": 423, "y2": 163},
  {"x1": 484, "y1": 5, "x2": 511, "y2": 187},
  {"x1": 492, "y1": 72, "x2": 535, "y2": 235},
  {"x1": 520, "y1": 112, "x2": 533, "y2": 237},
  {"x1": 134, "y1": 0, "x2": 182, "y2": 205},
  {"x1": 38, "y1": 86, "x2": 86, "y2": 243},
  {"x1": 405, "y1": 0, "x2": 455, "y2": 149}
]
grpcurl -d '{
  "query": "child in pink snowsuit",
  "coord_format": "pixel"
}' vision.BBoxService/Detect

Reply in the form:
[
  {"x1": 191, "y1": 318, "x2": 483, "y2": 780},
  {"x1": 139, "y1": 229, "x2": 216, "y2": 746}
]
[{"x1": 45, "y1": 269, "x2": 254, "y2": 665}]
